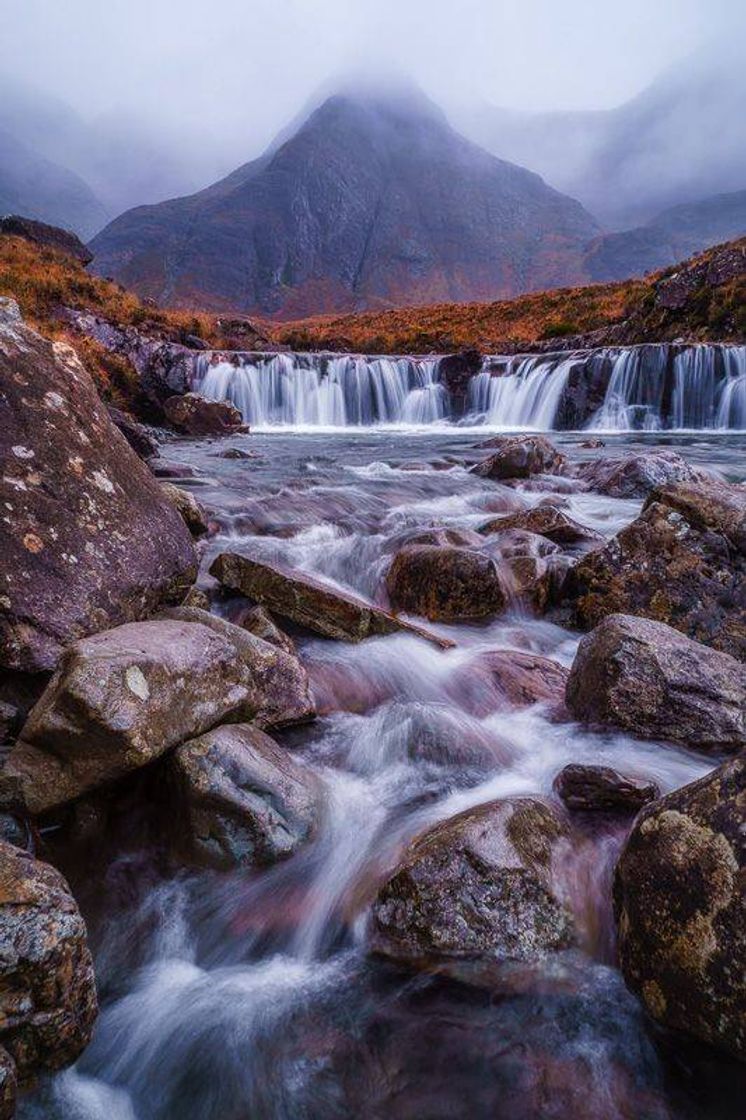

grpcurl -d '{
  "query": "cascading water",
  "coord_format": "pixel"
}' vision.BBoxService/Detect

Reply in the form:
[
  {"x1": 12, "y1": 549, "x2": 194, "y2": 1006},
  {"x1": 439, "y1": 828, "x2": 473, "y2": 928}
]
[{"x1": 193, "y1": 344, "x2": 746, "y2": 431}]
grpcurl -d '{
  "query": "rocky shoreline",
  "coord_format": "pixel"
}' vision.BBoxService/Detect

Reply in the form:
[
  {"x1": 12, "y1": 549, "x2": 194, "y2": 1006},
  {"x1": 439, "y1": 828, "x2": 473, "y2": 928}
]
[{"x1": 0, "y1": 298, "x2": 745, "y2": 1116}]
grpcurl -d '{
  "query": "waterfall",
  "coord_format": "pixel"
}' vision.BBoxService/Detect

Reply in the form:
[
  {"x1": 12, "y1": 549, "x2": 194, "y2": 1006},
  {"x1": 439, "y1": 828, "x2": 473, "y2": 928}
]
[{"x1": 193, "y1": 344, "x2": 746, "y2": 431}]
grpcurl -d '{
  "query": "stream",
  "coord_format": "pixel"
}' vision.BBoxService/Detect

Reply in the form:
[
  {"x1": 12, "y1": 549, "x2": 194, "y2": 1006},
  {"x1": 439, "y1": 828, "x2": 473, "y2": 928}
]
[{"x1": 22, "y1": 429, "x2": 746, "y2": 1120}]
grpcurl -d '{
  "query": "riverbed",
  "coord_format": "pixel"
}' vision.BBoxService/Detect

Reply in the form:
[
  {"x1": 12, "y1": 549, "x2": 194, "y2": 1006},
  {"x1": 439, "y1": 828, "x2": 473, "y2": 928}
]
[{"x1": 22, "y1": 429, "x2": 746, "y2": 1120}]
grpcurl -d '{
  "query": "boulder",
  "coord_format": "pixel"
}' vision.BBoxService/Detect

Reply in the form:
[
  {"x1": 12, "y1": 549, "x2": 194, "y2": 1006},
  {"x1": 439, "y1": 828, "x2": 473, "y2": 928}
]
[
  {"x1": 563, "y1": 480, "x2": 746, "y2": 661},
  {"x1": 234, "y1": 604, "x2": 297, "y2": 656},
  {"x1": 369, "y1": 798, "x2": 576, "y2": 966},
  {"x1": 577, "y1": 450, "x2": 705, "y2": 499},
  {"x1": 385, "y1": 546, "x2": 507, "y2": 621},
  {"x1": 614, "y1": 753, "x2": 746, "y2": 1060},
  {"x1": 566, "y1": 615, "x2": 746, "y2": 752},
  {"x1": 553, "y1": 764, "x2": 659, "y2": 813},
  {"x1": 168, "y1": 724, "x2": 322, "y2": 870},
  {"x1": 209, "y1": 552, "x2": 453, "y2": 648},
  {"x1": 478, "y1": 507, "x2": 604, "y2": 550},
  {"x1": 471, "y1": 436, "x2": 567, "y2": 481},
  {"x1": 159, "y1": 482, "x2": 208, "y2": 536},
  {"x1": 163, "y1": 392, "x2": 244, "y2": 436},
  {"x1": 0, "y1": 299, "x2": 197, "y2": 673},
  {"x1": 3, "y1": 612, "x2": 314, "y2": 814},
  {"x1": 106, "y1": 406, "x2": 159, "y2": 460},
  {"x1": 0, "y1": 840, "x2": 97, "y2": 1079}
]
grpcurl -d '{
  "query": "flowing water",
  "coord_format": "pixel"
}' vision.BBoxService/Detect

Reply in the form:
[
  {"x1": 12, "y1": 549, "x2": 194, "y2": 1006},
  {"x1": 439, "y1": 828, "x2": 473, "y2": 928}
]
[{"x1": 22, "y1": 428, "x2": 746, "y2": 1120}]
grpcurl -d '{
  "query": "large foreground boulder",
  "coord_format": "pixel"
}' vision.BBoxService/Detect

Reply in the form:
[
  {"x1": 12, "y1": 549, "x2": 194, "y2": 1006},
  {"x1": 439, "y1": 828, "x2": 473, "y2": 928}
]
[
  {"x1": 210, "y1": 553, "x2": 452, "y2": 648},
  {"x1": 163, "y1": 392, "x2": 244, "y2": 436},
  {"x1": 3, "y1": 612, "x2": 314, "y2": 814},
  {"x1": 577, "y1": 450, "x2": 705, "y2": 499},
  {"x1": 168, "y1": 724, "x2": 322, "y2": 870},
  {"x1": 0, "y1": 840, "x2": 97, "y2": 1080},
  {"x1": 471, "y1": 436, "x2": 567, "y2": 481},
  {"x1": 566, "y1": 615, "x2": 746, "y2": 752},
  {"x1": 385, "y1": 546, "x2": 507, "y2": 621},
  {"x1": 0, "y1": 299, "x2": 196, "y2": 673},
  {"x1": 369, "y1": 798, "x2": 576, "y2": 967},
  {"x1": 563, "y1": 479, "x2": 746, "y2": 661},
  {"x1": 614, "y1": 754, "x2": 746, "y2": 1061}
]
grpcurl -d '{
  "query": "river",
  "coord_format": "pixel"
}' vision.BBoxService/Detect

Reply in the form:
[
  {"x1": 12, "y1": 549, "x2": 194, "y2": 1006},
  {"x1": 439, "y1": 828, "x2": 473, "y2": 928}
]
[{"x1": 21, "y1": 428, "x2": 746, "y2": 1120}]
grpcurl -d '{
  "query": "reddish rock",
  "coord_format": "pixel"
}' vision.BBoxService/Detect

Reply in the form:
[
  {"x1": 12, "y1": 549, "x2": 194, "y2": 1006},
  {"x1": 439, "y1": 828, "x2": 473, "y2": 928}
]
[
  {"x1": 471, "y1": 436, "x2": 567, "y2": 481},
  {"x1": 386, "y1": 546, "x2": 507, "y2": 621},
  {"x1": 163, "y1": 392, "x2": 244, "y2": 436},
  {"x1": 447, "y1": 649, "x2": 569, "y2": 716},
  {"x1": 479, "y1": 506, "x2": 604, "y2": 549},
  {"x1": 566, "y1": 614, "x2": 746, "y2": 752},
  {"x1": 0, "y1": 299, "x2": 197, "y2": 673},
  {"x1": 553, "y1": 764, "x2": 659, "y2": 813},
  {"x1": 210, "y1": 552, "x2": 452, "y2": 648}
]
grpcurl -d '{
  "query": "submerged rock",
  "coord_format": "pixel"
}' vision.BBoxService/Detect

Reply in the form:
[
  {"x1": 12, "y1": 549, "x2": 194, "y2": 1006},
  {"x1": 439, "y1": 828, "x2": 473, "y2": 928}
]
[
  {"x1": 0, "y1": 299, "x2": 197, "y2": 673},
  {"x1": 577, "y1": 450, "x2": 705, "y2": 499},
  {"x1": 566, "y1": 614, "x2": 746, "y2": 752},
  {"x1": 4, "y1": 611, "x2": 313, "y2": 814},
  {"x1": 163, "y1": 392, "x2": 244, "y2": 436},
  {"x1": 553, "y1": 764, "x2": 659, "y2": 813},
  {"x1": 448, "y1": 649, "x2": 569, "y2": 716},
  {"x1": 614, "y1": 753, "x2": 746, "y2": 1061},
  {"x1": 471, "y1": 436, "x2": 567, "y2": 481},
  {"x1": 210, "y1": 552, "x2": 452, "y2": 648},
  {"x1": 386, "y1": 546, "x2": 507, "y2": 621},
  {"x1": 169, "y1": 724, "x2": 322, "y2": 870},
  {"x1": 563, "y1": 478, "x2": 746, "y2": 660},
  {"x1": 159, "y1": 481, "x2": 208, "y2": 536},
  {"x1": 0, "y1": 840, "x2": 97, "y2": 1080},
  {"x1": 369, "y1": 798, "x2": 575, "y2": 966}
]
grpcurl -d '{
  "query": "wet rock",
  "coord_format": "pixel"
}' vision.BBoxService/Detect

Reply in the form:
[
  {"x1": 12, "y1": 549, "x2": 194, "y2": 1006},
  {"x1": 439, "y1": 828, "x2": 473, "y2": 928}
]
[
  {"x1": 181, "y1": 586, "x2": 211, "y2": 610},
  {"x1": 233, "y1": 604, "x2": 297, "y2": 657},
  {"x1": 106, "y1": 406, "x2": 160, "y2": 460},
  {"x1": 369, "y1": 798, "x2": 576, "y2": 966},
  {"x1": 159, "y1": 482, "x2": 208, "y2": 536},
  {"x1": 0, "y1": 215, "x2": 93, "y2": 265},
  {"x1": 614, "y1": 753, "x2": 746, "y2": 1060},
  {"x1": 150, "y1": 461, "x2": 198, "y2": 479},
  {"x1": 0, "y1": 299, "x2": 197, "y2": 672},
  {"x1": 438, "y1": 349, "x2": 482, "y2": 407},
  {"x1": 0, "y1": 1049, "x2": 15, "y2": 1119},
  {"x1": 210, "y1": 552, "x2": 453, "y2": 648},
  {"x1": 168, "y1": 724, "x2": 322, "y2": 870},
  {"x1": 0, "y1": 840, "x2": 97, "y2": 1079},
  {"x1": 449, "y1": 649, "x2": 569, "y2": 716},
  {"x1": 553, "y1": 764, "x2": 659, "y2": 813},
  {"x1": 4, "y1": 612, "x2": 313, "y2": 814},
  {"x1": 478, "y1": 507, "x2": 604, "y2": 549},
  {"x1": 390, "y1": 526, "x2": 484, "y2": 551},
  {"x1": 213, "y1": 447, "x2": 258, "y2": 460},
  {"x1": 471, "y1": 436, "x2": 567, "y2": 481},
  {"x1": 163, "y1": 392, "x2": 244, "y2": 436},
  {"x1": 566, "y1": 614, "x2": 746, "y2": 752},
  {"x1": 577, "y1": 450, "x2": 705, "y2": 499},
  {"x1": 563, "y1": 479, "x2": 746, "y2": 660},
  {"x1": 386, "y1": 546, "x2": 507, "y2": 622}
]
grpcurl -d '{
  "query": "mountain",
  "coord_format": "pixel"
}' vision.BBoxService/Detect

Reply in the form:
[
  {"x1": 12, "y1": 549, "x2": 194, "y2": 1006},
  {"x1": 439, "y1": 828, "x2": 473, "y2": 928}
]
[
  {"x1": 0, "y1": 127, "x2": 109, "y2": 238},
  {"x1": 89, "y1": 86, "x2": 600, "y2": 318},
  {"x1": 584, "y1": 189, "x2": 746, "y2": 282},
  {"x1": 457, "y1": 46, "x2": 746, "y2": 230}
]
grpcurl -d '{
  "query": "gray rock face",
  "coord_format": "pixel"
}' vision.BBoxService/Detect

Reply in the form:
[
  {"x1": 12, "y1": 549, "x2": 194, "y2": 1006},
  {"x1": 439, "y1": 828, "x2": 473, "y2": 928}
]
[
  {"x1": 566, "y1": 614, "x2": 746, "y2": 752},
  {"x1": 577, "y1": 450, "x2": 705, "y2": 498},
  {"x1": 471, "y1": 436, "x2": 567, "y2": 481},
  {"x1": 0, "y1": 840, "x2": 97, "y2": 1079},
  {"x1": 0, "y1": 300, "x2": 197, "y2": 673},
  {"x1": 386, "y1": 546, "x2": 507, "y2": 621},
  {"x1": 4, "y1": 611, "x2": 314, "y2": 814},
  {"x1": 169, "y1": 724, "x2": 322, "y2": 870},
  {"x1": 553, "y1": 764, "x2": 659, "y2": 813},
  {"x1": 614, "y1": 753, "x2": 746, "y2": 1061},
  {"x1": 369, "y1": 798, "x2": 576, "y2": 967}
]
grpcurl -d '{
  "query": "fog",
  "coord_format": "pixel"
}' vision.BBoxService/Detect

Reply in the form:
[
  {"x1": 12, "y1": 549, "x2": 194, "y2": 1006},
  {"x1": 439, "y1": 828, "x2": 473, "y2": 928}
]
[{"x1": 1, "y1": 0, "x2": 745, "y2": 226}]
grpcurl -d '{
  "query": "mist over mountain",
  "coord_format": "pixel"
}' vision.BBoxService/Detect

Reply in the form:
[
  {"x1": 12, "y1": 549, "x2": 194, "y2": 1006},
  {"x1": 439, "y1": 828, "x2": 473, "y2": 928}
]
[
  {"x1": 89, "y1": 86, "x2": 600, "y2": 317},
  {"x1": 457, "y1": 46, "x2": 746, "y2": 231}
]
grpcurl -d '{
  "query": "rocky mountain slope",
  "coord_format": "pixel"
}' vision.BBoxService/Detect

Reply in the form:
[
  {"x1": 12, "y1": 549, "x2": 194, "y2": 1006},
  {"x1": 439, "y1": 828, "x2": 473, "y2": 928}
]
[{"x1": 89, "y1": 86, "x2": 600, "y2": 318}]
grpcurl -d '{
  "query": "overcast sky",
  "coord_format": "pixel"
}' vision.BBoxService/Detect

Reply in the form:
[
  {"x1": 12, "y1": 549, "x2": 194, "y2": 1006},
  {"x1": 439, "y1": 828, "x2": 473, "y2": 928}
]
[{"x1": 2, "y1": 0, "x2": 744, "y2": 156}]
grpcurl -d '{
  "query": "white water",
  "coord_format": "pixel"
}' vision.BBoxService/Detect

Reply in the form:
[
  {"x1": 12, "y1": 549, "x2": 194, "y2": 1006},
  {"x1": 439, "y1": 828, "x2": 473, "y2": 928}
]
[{"x1": 195, "y1": 344, "x2": 746, "y2": 432}]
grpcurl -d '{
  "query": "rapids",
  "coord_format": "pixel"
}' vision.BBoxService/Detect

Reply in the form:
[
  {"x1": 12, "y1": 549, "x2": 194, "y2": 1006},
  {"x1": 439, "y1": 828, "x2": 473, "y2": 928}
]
[{"x1": 22, "y1": 429, "x2": 746, "y2": 1120}]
